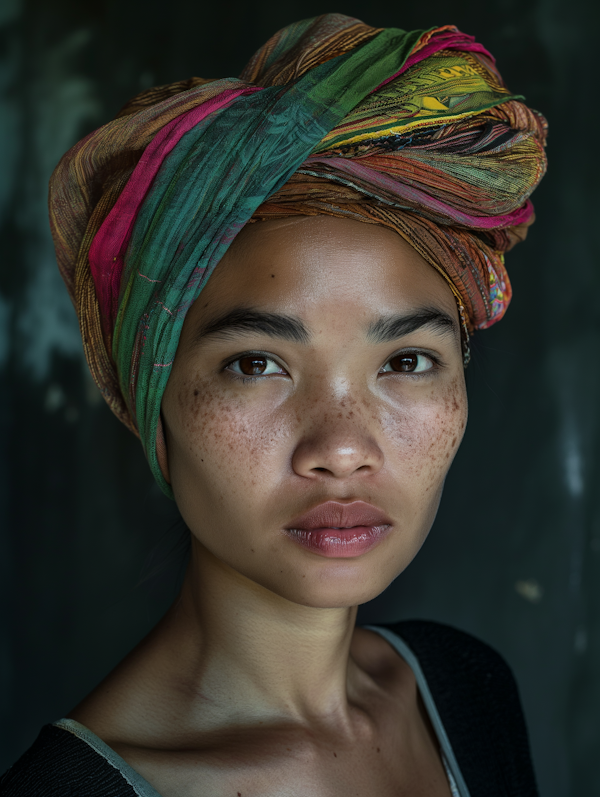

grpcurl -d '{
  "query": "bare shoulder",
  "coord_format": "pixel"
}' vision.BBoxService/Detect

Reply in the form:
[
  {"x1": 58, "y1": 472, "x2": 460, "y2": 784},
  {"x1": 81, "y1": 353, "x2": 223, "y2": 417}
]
[{"x1": 66, "y1": 627, "x2": 172, "y2": 747}]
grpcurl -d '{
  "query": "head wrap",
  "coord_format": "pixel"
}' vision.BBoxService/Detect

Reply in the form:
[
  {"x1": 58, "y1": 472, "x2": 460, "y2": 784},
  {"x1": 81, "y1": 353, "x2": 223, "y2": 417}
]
[{"x1": 49, "y1": 14, "x2": 547, "y2": 497}]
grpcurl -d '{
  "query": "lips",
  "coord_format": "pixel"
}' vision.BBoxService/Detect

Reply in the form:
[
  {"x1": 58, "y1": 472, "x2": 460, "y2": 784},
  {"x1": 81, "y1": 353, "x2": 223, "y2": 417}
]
[
  {"x1": 286, "y1": 500, "x2": 392, "y2": 531},
  {"x1": 284, "y1": 501, "x2": 392, "y2": 558}
]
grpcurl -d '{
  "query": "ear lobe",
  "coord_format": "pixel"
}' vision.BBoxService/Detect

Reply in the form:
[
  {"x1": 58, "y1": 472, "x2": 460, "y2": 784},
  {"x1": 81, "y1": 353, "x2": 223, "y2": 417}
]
[{"x1": 156, "y1": 415, "x2": 171, "y2": 484}]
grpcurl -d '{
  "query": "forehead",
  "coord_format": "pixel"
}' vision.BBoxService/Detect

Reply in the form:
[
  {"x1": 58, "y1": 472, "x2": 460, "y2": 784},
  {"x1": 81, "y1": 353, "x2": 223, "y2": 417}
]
[{"x1": 192, "y1": 215, "x2": 457, "y2": 321}]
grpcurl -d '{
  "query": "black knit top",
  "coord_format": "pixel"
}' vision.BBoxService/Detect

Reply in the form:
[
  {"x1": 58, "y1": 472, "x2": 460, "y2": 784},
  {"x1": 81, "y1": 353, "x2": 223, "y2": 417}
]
[{"x1": 0, "y1": 621, "x2": 539, "y2": 796}]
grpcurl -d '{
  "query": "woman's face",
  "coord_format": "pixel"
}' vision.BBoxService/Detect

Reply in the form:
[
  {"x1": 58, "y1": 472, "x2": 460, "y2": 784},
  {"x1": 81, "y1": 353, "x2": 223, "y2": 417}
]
[{"x1": 162, "y1": 216, "x2": 467, "y2": 608}]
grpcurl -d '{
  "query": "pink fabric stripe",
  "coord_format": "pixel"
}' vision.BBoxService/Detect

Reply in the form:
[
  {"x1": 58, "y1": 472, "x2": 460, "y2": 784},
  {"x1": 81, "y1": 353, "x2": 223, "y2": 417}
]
[
  {"x1": 89, "y1": 85, "x2": 262, "y2": 328},
  {"x1": 306, "y1": 157, "x2": 534, "y2": 230},
  {"x1": 374, "y1": 29, "x2": 496, "y2": 92}
]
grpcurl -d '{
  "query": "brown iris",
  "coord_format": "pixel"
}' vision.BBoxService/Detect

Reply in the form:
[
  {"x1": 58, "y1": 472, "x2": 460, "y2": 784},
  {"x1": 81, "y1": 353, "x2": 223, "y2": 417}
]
[
  {"x1": 388, "y1": 353, "x2": 420, "y2": 372},
  {"x1": 238, "y1": 356, "x2": 269, "y2": 375}
]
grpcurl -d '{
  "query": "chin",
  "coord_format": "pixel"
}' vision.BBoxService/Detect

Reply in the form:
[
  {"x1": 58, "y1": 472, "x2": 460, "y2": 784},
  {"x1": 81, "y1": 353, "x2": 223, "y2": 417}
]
[
  {"x1": 261, "y1": 555, "x2": 411, "y2": 610},
  {"x1": 278, "y1": 581, "x2": 395, "y2": 610}
]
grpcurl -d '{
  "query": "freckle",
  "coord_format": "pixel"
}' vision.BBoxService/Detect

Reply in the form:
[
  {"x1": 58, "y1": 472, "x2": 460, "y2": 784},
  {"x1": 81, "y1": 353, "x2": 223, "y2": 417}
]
[
  {"x1": 377, "y1": 747, "x2": 381, "y2": 753},
  {"x1": 333, "y1": 752, "x2": 337, "y2": 757}
]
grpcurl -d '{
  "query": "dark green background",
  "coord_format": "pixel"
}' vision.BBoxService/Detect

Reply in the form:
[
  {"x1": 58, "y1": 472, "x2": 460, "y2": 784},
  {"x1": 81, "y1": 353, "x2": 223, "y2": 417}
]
[{"x1": 1, "y1": 0, "x2": 598, "y2": 793}]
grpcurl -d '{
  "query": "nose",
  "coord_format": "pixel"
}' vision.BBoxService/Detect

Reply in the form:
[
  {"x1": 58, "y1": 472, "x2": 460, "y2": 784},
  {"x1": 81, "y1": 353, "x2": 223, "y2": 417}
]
[{"x1": 291, "y1": 404, "x2": 384, "y2": 480}]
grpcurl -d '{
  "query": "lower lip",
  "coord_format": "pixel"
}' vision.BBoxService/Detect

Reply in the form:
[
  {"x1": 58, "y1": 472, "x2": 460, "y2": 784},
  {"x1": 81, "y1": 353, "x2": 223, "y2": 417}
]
[{"x1": 283, "y1": 525, "x2": 391, "y2": 558}]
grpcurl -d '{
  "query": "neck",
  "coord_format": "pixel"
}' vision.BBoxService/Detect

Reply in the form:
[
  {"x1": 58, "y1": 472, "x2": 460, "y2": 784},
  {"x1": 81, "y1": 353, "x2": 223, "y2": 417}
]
[{"x1": 159, "y1": 540, "x2": 360, "y2": 727}]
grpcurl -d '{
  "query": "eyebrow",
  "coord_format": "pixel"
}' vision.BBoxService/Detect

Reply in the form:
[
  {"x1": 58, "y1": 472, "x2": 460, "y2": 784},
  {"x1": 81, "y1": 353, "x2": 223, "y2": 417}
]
[
  {"x1": 193, "y1": 306, "x2": 457, "y2": 346},
  {"x1": 366, "y1": 308, "x2": 458, "y2": 344},
  {"x1": 193, "y1": 308, "x2": 310, "y2": 345}
]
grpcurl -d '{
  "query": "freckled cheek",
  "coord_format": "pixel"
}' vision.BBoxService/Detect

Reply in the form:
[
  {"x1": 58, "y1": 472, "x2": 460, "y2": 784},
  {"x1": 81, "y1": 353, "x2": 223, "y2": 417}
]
[
  {"x1": 380, "y1": 396, "x2": 467, "y2": 484},
  {"x1": 174, "y1": 386, "x2": 294, "y2": 488}
]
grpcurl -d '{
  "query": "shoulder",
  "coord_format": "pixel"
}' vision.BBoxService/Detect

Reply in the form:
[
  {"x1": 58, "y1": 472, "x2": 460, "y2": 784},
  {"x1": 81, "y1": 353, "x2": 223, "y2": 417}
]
[
  {"x1": 0, "y1": 724, "x2": 136, "y2": 797},
  {"x1": 381, "y1": 619, "x2": 540, "y2": 797},
  {"x1": 376, "y1": 619, "x2": 526, "y2": 731},
  {"x1": 385, "y1": 618, "x2": 518, "y2": 691}
]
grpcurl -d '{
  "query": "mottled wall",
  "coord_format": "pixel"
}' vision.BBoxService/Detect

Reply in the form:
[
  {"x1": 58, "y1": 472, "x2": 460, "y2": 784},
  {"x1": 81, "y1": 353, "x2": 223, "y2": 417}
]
[{"x1": 1, "y1": 0, "x2": 598, "y2": 793}]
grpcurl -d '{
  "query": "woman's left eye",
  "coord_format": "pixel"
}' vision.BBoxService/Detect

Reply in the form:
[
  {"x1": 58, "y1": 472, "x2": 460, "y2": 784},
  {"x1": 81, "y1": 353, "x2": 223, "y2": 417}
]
[
  {"x1": 379, "y1": 352, "x2": 434, "y2": 374},
  {"x1": 226, "y1": 355, "x2": 286, "y2": 377}
]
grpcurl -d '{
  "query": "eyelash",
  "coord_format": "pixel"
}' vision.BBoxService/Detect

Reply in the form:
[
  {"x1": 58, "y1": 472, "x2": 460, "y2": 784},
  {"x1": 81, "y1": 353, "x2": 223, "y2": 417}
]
[
  {"x1": 380, "y1": 348, "x2": 443, "y2": 375},
  {"x1": 223, "y1": 351, "x2": 286, "y2": 384},
  {"x1": 223, "y1": 349, "x2": 443, "y2": 383}
]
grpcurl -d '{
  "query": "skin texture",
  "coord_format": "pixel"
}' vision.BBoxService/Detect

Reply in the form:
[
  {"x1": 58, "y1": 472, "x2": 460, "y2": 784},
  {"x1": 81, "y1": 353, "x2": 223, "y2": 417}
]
[
  {"x1": 164, "y1": 215, "x2": 466, "y2": 609},
  {"x1": 69, "y1": 216, "x2": 468, "y2": 797}
]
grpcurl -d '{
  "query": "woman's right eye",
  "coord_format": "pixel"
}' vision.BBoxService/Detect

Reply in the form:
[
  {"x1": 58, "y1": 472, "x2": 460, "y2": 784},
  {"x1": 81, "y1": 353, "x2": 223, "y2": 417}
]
[{"x1": 226, "y1": 355, "x2": 286, "y2": 377}]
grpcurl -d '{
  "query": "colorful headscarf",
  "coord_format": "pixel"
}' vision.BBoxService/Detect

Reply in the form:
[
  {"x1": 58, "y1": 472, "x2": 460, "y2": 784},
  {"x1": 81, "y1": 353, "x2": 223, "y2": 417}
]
[{"x1": 49, "y1": 14, "x2": 547, "y2": 497}]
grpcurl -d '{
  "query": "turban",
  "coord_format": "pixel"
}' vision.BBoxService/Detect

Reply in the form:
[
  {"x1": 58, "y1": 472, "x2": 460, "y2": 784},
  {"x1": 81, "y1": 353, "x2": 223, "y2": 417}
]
[{"x1": 49, "y1": 14, "x2": 547, "y2": 497}]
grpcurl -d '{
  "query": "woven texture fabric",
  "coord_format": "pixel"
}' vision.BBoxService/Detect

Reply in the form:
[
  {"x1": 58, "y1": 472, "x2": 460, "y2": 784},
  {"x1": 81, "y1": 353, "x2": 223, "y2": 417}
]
[
  {"x1": 389, "y1": 620, "x2": 539, "y2": 797},
  {"x1": 0, "y1": 621, "x2": 538, "y2": 796},
  {"x1": 0, "y1": 724, "x2": 138, "y2": 796},
  {"x1": 48, "y1": 14, "x2": 547, "y2": 495}
]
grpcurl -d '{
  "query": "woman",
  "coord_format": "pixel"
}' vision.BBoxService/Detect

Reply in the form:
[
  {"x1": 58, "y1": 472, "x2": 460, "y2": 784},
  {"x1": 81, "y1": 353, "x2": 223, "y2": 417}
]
[{"x1": 0, "y1": 14, "x2": 547, "y2": 797}]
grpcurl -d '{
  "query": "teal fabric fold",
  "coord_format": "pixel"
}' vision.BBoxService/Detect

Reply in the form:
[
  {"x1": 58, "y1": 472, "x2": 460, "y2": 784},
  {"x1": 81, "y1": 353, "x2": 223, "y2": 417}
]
[{"x1": 118, "y1": 27, "x2": 425, "y2": 496}]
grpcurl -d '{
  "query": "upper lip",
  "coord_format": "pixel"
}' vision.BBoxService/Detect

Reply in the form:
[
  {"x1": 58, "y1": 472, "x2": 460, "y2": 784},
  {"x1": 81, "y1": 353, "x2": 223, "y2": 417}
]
[{"x1": 286, "y1": 501, "x2": 392, "y2": 530}]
